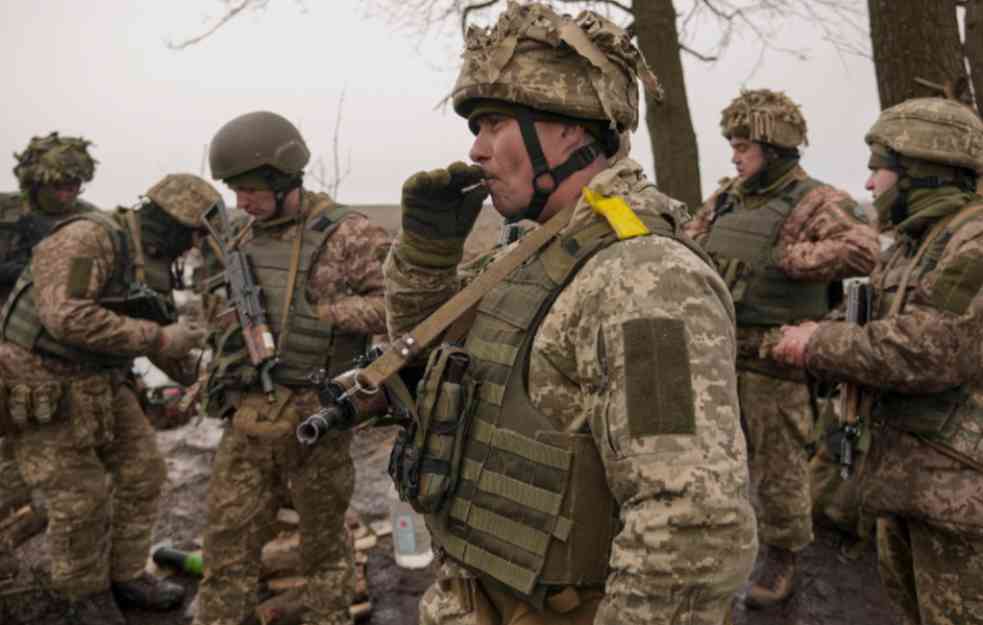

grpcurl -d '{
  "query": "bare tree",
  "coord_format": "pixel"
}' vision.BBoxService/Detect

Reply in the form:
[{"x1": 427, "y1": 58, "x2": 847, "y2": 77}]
[
  {"x1": 171, "y1": 0, "x2": 867, "y2": 209},
  {"x1": 305, "y1": 89, "x2": 353, "y2": 200},
  {"x1": 965, "y1": 0, "x2": 983, "y2": 112}
]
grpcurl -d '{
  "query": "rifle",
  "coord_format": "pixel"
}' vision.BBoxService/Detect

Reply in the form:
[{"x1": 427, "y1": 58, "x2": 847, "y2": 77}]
[
  {"x1": 838, "y1": 279, "x2": 872, "y2": 479},
  {"x1": 201, "y1": 200, "x2": 278, "y2": 400}
]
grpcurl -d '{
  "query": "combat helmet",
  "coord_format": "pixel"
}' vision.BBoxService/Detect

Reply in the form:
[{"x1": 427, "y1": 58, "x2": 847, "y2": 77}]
[
  {"x1": 145, "y1": 173, "x2": 221, "y2": 227},
  {"x1": 721, "y1": 89, "x2": 808, "y2": 149},
  {"x1": 13, "y1": 132, "x2": 97, "y2": 191},
  {"x1": 451, "y1": 0, "x2": 660, "y2": 221},
  {"x1": 209, "y1": 111, "x2": 310, "y2": 185}
]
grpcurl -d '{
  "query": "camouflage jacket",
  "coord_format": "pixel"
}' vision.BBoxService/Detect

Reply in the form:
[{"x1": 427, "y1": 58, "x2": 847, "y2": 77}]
[
  {"x1": 385, "y1": 158, "x2": 757, "y2": 623},
  {"x1": 804, "y1": 194, "x2": 983, "y2": 528}
]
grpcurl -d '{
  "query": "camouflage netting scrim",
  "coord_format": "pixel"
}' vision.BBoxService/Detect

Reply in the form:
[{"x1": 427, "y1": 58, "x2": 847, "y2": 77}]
[
  {"x1": 450, "y1": 0, "x2": 661, "y2": 132},
  {"x1": 721, "y1": 89, "x2": 808, "y2": 148},
  {"x1": 865, "y1": 97, "x2": 983, "y2": 174},
  {"x1": 145, "y1": 173, "x2": 221, "y2": 227},
  {"x1": 13, "y1": 132, "x2": 97, "y2": 190}
]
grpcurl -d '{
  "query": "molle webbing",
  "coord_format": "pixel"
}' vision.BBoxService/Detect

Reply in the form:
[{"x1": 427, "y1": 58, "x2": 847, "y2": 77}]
[
  {"x1": 704, "y1": 177, "x2": 829, "y2": 325},
  {"x1": 430, "y1": 213, "x2": 680, "y2": 602}
]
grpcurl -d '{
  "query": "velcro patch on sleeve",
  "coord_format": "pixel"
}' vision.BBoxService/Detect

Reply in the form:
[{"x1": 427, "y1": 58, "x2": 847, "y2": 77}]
[
  {"x1": 66, "y1": 257, "x2": 94, "y2": 298},
  {"x1": 930, "y1": 257, "x2": 983, "y2": 315},
  {"x1": 623, "y1": 317, "x2": 696, "y2": 437}
]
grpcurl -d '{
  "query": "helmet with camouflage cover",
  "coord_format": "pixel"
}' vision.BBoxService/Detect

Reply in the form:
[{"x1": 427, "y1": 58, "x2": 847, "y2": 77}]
[
  {"x1": 208, "y1": 111, "x2": 310, "y2": 182},
  {"x1": 721, "y1": 89, "x2": 808, "y2": 149},
  {"x1": 145, "y1": 173, "x2": 221, "y2": 227},
  {"x1": 451, "y1": 1, "x2": 659, "y2": 134},
  {"x1": 13, "y1": 132, "x2": 97, "y2": 191},
  {"x1": 865, "y1": 97, "x2": 983, "y2": 175}
]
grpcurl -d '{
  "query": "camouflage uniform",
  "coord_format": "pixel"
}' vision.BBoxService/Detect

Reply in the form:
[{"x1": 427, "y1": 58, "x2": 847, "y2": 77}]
[
  {"x1": 0, "y1": 133, "x2": 97, "y2": 578},
  {"x1": 0, "y1": 174, "x2": 216, "y2": 609},
  {"x1": 381, "y1": 6, "x2": 757, "y2": 625},
  {"x1": 684, "y1": 91, "x2": 879, "y2": 582},
  {"x1": 194, "y1": 181, "x2": 390, "y2": 622},
  {"x1": 795, "y1": 98, "x2": 983, "y2": 625}
]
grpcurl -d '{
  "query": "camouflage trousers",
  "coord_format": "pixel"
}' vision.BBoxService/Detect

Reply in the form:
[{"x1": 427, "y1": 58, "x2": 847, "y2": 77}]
[
  {"x1": 420, "y1": 576, "x2": 601, "y2": 625},
  {"x1": 9, "y1": 383, "x2": 166, "y2": 598},
  {"x1": 739, "y1": 370, "x2": 814, "y2": 551},
  {"x1": 194, "y1": 390, "x2": 355, "y2": 625},
  {"x1": 877, "y1": 515, "x2": 983, "y2": 625},
  {"x1": 0, "y1": 437, "x2": 31, "y2": 517}
]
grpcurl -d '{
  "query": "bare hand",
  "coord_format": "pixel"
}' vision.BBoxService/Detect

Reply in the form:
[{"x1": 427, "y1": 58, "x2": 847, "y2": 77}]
[{"x1": 771, "y1": 321, "x2": 819, "y2": 368}]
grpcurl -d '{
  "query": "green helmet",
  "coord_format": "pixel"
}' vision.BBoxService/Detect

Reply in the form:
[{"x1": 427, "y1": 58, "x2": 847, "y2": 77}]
[
  {"x1": 865, "y1": 97, "x2": 983, "y2": 175},
  {"x1": 451, "y1": 1, "x2": 659, "y2": 133},
  {"x1": 720, "y1": 89, "x2": 808, "y2": 149},
  {"x1": 145, "y1": 173, "x2": 221, "y2": 227},
  {"x1": 13, "y1": 132, "x2": 97, "y2": 191},
  {"x1": 208, "y1": 111, "x2": 311, "y2": 181}
]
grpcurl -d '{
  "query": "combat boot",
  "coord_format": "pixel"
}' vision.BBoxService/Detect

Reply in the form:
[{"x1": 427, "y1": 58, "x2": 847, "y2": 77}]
[
  {"x1": 112, "y1": 572, "x2": 185, "y2": 610},
  {"x1": 745, "y1": 545, "x2": 797, "y2": 609},
  {"x1": 67, "y1": 590, "x2": 127, "y2": 625}
]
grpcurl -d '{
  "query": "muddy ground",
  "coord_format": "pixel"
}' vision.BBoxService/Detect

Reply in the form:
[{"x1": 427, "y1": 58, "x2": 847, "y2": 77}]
[{"x1": 1, "y1": 417, "x2": 901, "y2": 625}]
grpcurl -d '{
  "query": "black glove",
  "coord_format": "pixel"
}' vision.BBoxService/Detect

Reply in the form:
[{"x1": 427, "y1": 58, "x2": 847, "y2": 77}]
[{"x1": 401, "y1": 161, "x2": 488, "y2": 241}]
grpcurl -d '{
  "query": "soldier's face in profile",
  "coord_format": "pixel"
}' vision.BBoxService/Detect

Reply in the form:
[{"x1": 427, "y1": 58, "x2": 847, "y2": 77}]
[
  {"x1": 729, "y1": 138, "x2": 765, "y2": 179},
  {"x1": 231, "y1": 186, "x2": 278, "y2": 221},
  {"x1": 469, "y1": 113, "x2": 535, "y2": 219},
  {"x1": 865, "y1": 167, "x2": 899, "y2": 199}
]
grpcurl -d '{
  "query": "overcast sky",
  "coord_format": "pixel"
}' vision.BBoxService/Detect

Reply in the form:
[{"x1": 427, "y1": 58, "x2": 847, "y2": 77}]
[{"x1": 1, "y1": 1, "x2": 881, "y2": 210}]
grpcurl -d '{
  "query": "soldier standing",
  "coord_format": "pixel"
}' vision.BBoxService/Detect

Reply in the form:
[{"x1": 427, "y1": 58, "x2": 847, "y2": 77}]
[
  {"x1": 380, "y1": 3, "x2": 757, "y2": 624},
  {"x1": 193, "y1": 111, "x2": 390, "y2": 625},
  {"x1": 683, "y1": 89, "x2": 880, "y2": 608},
  {"x1": 773, "y1": 97, "x2": 983, "y2": 625},
  {"x1": 0, "y1": 133, "x2": 98, "y2": 581},
  {"x1": 0, "y1": 173, "x2": 218, "y2": 623}
]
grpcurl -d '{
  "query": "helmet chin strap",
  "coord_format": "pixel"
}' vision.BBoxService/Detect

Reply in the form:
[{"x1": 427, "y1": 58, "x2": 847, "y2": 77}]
[{"x1": 514, "y1": 109, "x2": 604, "y2": 223}]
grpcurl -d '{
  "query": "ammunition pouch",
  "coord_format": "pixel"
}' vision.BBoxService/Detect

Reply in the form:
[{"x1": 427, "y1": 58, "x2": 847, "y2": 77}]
[
  {"x1": 1, "y1": 380, "x2": 65, "y2": 435},
  {"x1": 231, "y1": 386, "x2": 298, "y2": 441},
  {"x1": 389, "y1": 344, "x2": 473, "y2": 514},
  {"x1": 0, "y1": 375, "x2": 115, "y2": 447}
]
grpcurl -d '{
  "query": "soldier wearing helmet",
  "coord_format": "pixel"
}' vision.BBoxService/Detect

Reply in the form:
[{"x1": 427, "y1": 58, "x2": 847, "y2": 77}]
[
  {"x1": 683, "y1": 89, "x2": 880, "y2": 609},
  {"x1": 380, "y1": 3, "x2": 756, "y2": 624},
  {"x1": 774, "y1": 97, "x2": 983, "y2": 625},
  {"x1": 0, "y1": 173, "x2": 220, "y2": 624},
  {"x1": 192, "y1": 111, "x2": 390, "y2": 625}
]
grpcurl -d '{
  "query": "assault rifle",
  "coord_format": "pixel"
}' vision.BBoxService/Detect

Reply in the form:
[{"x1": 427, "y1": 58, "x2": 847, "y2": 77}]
[
  {"x1": 202, "y1": 200, "x2": 278, "y2": 399},
  {"x1": 838, "y1": 279, "x2": 872, "y2": 479}
]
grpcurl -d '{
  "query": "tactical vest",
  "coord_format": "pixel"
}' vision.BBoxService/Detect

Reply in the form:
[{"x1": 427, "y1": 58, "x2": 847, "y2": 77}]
[
  {"x1": 872, "y1": 202, "x2": 983, "y2": 469},
  {"x1": 425, "y1": 212, "x2": 709, "y2": 606},
  {"x1": 703, "y1": 177, "x2": 830, "y2": 325},
  {"x1": 0, "y1": 211, "x2": 176, "y2": 369},
  {"x1": 208, "y1": 207, "x2": 367, "y2": 389}
]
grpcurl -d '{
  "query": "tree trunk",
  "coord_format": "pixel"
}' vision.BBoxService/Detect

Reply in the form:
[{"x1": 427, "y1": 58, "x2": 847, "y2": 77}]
[
  {"x1": 965, "y1": 0, "x2": 983, "y2": 116},
  {"x1": 868, "y1": 0, "x2": 969, "y2": 109},
  {"x1": 633, "y1": 0, "x2": 703, "y2": 210}
]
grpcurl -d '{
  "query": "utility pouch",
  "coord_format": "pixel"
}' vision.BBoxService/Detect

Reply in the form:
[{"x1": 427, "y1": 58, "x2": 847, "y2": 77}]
[
  {"x1": 9, "y1": 384, "x2": 33, "y2": 429},
  {"x1": 67, "y1": 376, "x2": 115, "y2": 447},
  {"x1": 390, "y1": 344, "x2": 473, "y2": 514},
  {"x1": 232, "y1": 386, "x2": 296, "y2": 440},
  {"x1": 715, "y1": 257, "x2": 751, "y2": 303},
  {"x1": 32, "y1": 381, "x2": 63, "y2": 425}
]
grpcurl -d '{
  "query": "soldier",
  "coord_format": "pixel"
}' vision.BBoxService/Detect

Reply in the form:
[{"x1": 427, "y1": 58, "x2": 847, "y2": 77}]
[
  {"x1": 773, "y1": 97, "x2": 983, "y2": 625},
  {"x1": 193, "y1": 111, "x2": 390, "y2": 625},
  {"x1": 0, "y1": 132, "x2": 98, "y2": 581},
  {"x1": 0, "y1": 173, "x2": 218, "y2": 623},
  {"x1": 380, "y1": 3, "x2": 757, "y2": 624},
  {"x1": 683, "y1": 89, "x2": 880, "y2": 608}
]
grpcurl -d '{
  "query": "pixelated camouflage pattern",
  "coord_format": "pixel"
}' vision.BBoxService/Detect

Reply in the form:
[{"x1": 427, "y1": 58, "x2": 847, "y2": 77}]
[
  {"x1": 209, "y1": 111, "x2": 310, "y2": 180},
  {"x1": 739, "y1": 371, "x2": 814, "y2": 551},
  {"x1": 877, "y1": 516, "x2": 983, "y2": 625},
  {"x1": 145, "y1": 173, "x2": 221, "y2": 227},
  {"x1": 419, "y1": 564, "x2": 478, "y2": 625},
  {"x1": 195, "y1": 389, "x2": 356, "y2": 625},
  {"x1": 866, "y1": 97, "x2": 983, "y2": 174},
  {"x1": 720, "y1": 89, "x2": 809, "y2": 148},
  {"x1": 386, "y1": 157, "x2": 756, "y2": 625},
  {"x1": 13, "y1": 132, "x2": 96, "y2": 190},
  {"x1": 451, "y1": 1, "x2": 659, "y2": 132}
]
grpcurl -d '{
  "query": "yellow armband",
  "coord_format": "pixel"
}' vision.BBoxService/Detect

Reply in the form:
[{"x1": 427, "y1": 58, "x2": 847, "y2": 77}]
[{"x1": 582, "y1": 187, "x2": 650, "y2": 240}]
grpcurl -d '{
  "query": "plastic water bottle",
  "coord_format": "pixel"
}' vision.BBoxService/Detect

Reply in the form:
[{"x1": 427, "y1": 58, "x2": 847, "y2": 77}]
[{"x1": 389, "y1": 485, "x2": 433, "y2": 569}]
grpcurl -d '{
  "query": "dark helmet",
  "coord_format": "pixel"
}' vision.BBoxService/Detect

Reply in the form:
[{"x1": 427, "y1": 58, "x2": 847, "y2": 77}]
[{"x1": 208, "y1": 111, "x2": 310, "y2": 181}]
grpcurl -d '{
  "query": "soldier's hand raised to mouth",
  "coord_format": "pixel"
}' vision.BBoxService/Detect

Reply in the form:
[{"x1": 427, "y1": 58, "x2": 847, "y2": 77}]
[{"x1": 401, "y1": 161, "x2": 488, "y2": 241}]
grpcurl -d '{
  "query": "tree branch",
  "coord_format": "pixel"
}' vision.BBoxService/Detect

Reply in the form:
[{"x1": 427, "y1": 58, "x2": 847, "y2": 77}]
[
  {"x1": 679, "y1": 42, "x2": 718, "y2": 62},
  {"x1": 168, "y1": 0, "x2": 266, "y2": 50}
]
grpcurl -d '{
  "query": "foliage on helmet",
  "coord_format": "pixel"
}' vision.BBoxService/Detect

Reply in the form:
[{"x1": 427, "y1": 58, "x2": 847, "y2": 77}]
[
  {"x1": 451, "y1": 1, "x2": 661, "y2": 132},
  {"x1": 13, "y1": 132, "x2": 97, "y2": 190},
  {"x1": 720, "y1": 89, "x2": 808, "y2": 149},
  {"x1": 865, "y1": 97, "x2": 983, "y2": 174},
  {"x1": 209, "y1": 111, "x2": 311, "y2": 181},
  {"x1": 145, "y1": 173, "x2": 221, "y2": 227}
]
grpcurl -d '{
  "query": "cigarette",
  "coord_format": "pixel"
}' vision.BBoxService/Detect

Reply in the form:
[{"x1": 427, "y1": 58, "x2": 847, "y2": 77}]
[{"x1": 461, "y1": 180, "x2": 488, "y2": 193}]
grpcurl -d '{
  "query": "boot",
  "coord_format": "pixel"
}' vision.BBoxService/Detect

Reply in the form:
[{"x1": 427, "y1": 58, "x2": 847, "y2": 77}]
[
  {"x1": 66, "y1": 590, "x2": 127, "y2": 625},
  {"x1": 745, "y1": 545, "x2": 797, "y2": 609},
  {"x1": 112, "y1": 572, "x2": 185, "y2": 611}
]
